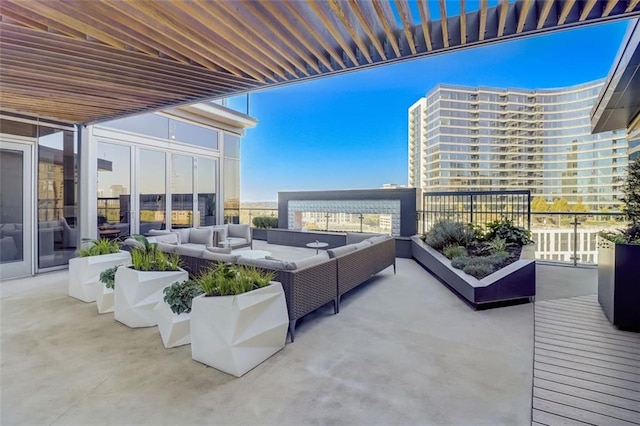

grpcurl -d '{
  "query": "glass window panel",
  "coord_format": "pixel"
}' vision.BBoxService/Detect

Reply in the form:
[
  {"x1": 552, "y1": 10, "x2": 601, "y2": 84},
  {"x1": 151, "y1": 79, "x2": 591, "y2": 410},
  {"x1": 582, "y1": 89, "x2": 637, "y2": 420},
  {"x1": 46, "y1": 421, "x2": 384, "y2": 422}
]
[
  {"x1": 171, "y1": 154, "x2": 193, "y2": 228},
  {"x1": 224, "y1": 133, "x2": 240, "y2": 158},
  {"x1": 170, "y1": 119, "x2": 219, "y2": 150},
  {"x1": 37, "y1": 128, "x2": 78, "y2": 269},
  {"x1": 0, "y1": 149, "x2": 24, "y2": 263},
  {"x1": 97, "y1": 142, "x2": 131, "y2": 239},
  {"x1": 139, "y1": 149, "x2": 166, "y2": 234},
  {"x1": 197, "y1": 158, "x2": 217, "y2": 226},
  {"x1": 103, "y1": 114, "x2": 169, "y2": 140},
  {"x1": 223, "y1": 158, "x2": 239, "y2": 224}
]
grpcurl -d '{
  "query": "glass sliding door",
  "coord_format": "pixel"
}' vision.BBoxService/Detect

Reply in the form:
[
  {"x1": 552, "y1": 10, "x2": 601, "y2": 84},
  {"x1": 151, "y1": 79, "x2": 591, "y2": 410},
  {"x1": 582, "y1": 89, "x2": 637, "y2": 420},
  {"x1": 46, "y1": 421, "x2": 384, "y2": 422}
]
[
  {"x1": 197, "y1": 158, "x2": 217, "y2": 226},
  {"x1": 0, "y1": 141, "x2": 32, "y2": 279},
  {"x1": 37, "y1": 128, "x2": 77, "y2": 269},
  {"x1": 139, "y1": 149, "x2": 166, "y2": 234},
  {"x1": 97, "y1": 142, "x2": 131, "y2": 239},
  {"x1": 171, "y1": 154, "x2": 193, "y2": 228}
]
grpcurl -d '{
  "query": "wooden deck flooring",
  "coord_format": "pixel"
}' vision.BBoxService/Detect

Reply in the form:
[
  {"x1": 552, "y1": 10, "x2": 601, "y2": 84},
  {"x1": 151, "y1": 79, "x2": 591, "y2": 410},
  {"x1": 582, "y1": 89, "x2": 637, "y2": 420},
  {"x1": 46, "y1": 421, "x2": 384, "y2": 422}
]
[{"x1": 533, "y1": 294, "x2": 640, "y2": 426}]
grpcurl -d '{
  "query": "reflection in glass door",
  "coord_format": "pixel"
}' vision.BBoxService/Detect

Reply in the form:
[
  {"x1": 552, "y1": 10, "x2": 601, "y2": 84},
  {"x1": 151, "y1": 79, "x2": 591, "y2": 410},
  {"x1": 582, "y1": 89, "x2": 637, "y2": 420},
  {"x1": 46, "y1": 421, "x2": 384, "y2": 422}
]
[
  {"x1": 0, "y1": 142, "x2": 32, "y2": 279},
  {"x1": 197, "y1": 158, "x2": 217, "y2": 226},
  {"x1": 139, "y1": 149, "x2": 166, "y2": 234},
  {"x1": 171, "y1": 154, "x2": 193, "y2": 228},
  {"x1": 97, "y1": 142, "x2": 131, "y2": 239}
]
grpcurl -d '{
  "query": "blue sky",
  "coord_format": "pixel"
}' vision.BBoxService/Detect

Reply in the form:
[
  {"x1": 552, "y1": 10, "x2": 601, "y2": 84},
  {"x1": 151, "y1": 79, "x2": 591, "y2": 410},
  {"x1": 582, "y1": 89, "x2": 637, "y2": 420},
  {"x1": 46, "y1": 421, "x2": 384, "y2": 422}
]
[{"x1": 239, "y1": 21, "x2": 629, "y2": 202}]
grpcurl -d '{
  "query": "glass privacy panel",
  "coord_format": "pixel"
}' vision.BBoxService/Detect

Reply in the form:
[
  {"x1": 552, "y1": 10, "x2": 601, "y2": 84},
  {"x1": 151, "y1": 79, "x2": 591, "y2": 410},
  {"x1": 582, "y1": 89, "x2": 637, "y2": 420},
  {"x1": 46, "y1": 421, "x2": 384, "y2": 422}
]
[
  {"x1": 0, "y1": 149, "x2": 24, "y2": 263},
  {"x1": 139, "y1": 149, "x2": 166, "y2": 234},
  {"x1": 103, "y1": 114, "x2": 169, "y2": 140},
  {"x1": 223, "y1": 158, "x2": 239, "y2": 224},
  {"x1": 97, "y1": 142, "x2": 131, "y2": 238},
  {"x1": 223, "y1": 133, "x2": 240, "y2": 158},
  {"x1": 197, "y1": 157, "x2": 216, "y2": 226},
  {"x1": 37, "y1": 128, "x2": 78, "y2": 269},
  {"x1": 170, "y1": 119, "x2": 219, "y2": 150},
  {"x1": 171, "y1": 154, "x2": 193, "y2": 228}
]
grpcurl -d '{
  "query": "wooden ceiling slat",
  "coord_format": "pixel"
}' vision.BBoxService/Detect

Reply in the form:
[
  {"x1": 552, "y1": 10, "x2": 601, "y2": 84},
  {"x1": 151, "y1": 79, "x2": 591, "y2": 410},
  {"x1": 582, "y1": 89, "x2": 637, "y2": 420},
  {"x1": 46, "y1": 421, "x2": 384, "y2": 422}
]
[
  {"x1": 348, "y1": 0, "x2": 388, "y2": 59},
  {"x1": 517, "y1": 0, "x2": 533, "y2": 33},
  {"x1": 602, "y1": 0, "x2": 620, "y2": 17},
  {"x1": 537, "y1": 0, "x2": 555, "y2": 29},
  {"x1": 579, "y1": 0, "x2": 598, "y2": 21},
  {"x1": 460, "y1": 0, "x2": 467, "y2": 45},
  {"x1": 479, "y1": 0, "x2": 488, "y2": 41},
  {"x1": 123, "y1": 0, "x2": 271, "y2": 82},
  {"x1": 416, "y1": 0, "x2": 433, "y2": 51},
  {"x1": 281, "y1": 0, "x2": 346, "y2": 69},
  {"x1": 439, "y1": 0, "x2": 450, "y2": 48},
  {"x1": 230, "y1": 1, "x2": 318, "y2": 75},
  {"x1": 0, "y1": 8, "x2": 48, "y2": 32},
  {"x1": 394, "y1": 0, "x2": 417, "y2": 54},
  {"x1": 306, "y1": 0, "x2": 360, "y2": 66},
  {"x1": 371, "y1": 0, "x2": 401, "y2": 57},
  {"x1": 69, "y1": 0, "x2": 192, "y2": 63},
  {"x1": 626, "y1": 0, "x2": 640, "y2": 13},
  {"x1": 328, "y1": 0, "x2": 374, "y2": 63},
  {"x1": 0, "y1": 2, "x2": 86, "y2": 40},
  {"x1": 497, "y1": 0, "x2": 509, "y2": 37},
  {"x1": 0, "y1": 23, "x2": 261, "y2": 87},
  {"x1": 558, "y1": 0, "x2": 577, "y2": 25},
  {"x1": 0, "y1": 33, "x2": 257, "y2": 93},
  {"x1": 193, "y1": 1, "x2": 298, "y2": 78}
]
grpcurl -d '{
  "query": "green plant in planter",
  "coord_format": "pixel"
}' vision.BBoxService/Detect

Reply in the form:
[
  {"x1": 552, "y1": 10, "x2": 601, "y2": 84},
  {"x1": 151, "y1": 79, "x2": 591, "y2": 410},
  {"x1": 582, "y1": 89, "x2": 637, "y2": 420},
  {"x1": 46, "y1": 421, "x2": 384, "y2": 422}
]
[
  {"x1": 443, "y1": 244, "x2": 467, "y2": 259},
  {"x1": 602, "y1": 158, "x2": 640, "y2": 244},
  {"x1": 77, "y1": 238, "x2": 120, "y2": 257},
  {"x1": 197, "y1": 262, "x2": 275, "y2": 297},
  {"x1": 129, "y1": 234, "x2": 181, "y2": 272},
  {"x1": 252, "y1": 216, "x2": 278, "y2": 229},
  {"x1": 485, "y1": 218, "x2": 533, "y2": 246},
  {"x1": 99, "y1": 265, "x2": 119, "y2": 290},
  {"x1": 423, "y1": 221, "x2": 475, "y2": 249},
  {"x1": 162, "y1": 280, "x2": 203, "y2": 315}
]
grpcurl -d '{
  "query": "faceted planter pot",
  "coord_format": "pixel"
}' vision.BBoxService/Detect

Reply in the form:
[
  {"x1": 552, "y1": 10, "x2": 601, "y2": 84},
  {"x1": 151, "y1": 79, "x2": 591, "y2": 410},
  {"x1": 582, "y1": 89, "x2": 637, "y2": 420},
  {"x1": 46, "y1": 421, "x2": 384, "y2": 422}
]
[
  {"x1": 68, "y1": 251, "x2": 131, "y2": 302},
  {"x1": 190, "y1": 282, "x2": 289, "y2": 377},
  {"x1": 114, "y1": 267, "x2": 188, "y2": 328},
  {"x1": 96, "y1": 283, "x2": 115, "y2": 314},
  {"x1": 154, "y1": 301, "x2": 191, "y2": 348},
  {"x1": 597, "y1": 238, "x2": 640, "y2": 332}
]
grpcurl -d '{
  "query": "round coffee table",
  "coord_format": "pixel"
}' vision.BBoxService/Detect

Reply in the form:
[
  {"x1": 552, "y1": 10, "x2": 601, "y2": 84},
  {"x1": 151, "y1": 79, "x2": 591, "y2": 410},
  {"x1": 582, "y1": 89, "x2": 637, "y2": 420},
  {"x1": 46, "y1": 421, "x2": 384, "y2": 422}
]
[
  {"x1": 306, "y1": 241, "x2": 329, "y2": 255},
  {"x1": 232, "y1": 249, "x2": 271, "y2": 260}
]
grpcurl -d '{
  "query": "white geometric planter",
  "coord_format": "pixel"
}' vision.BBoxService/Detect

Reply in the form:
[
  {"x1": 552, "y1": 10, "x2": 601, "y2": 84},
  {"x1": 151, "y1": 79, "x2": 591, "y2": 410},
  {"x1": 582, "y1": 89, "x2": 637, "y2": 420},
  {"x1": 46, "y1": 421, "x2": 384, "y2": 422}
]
[
  {"x1": 190, "y1": 282, "x2": 289, "y2": 377},
  {"x1": 68, "y1": 251, "x2": 131, "y2": 302},
  {"x1": 154, "y1": 302, "x2": 191, "y2": 348},
  {"x1": 114, "y1": 267, "x2": 188, "y2": 328},
  {"x1": 96, "y1": 284, "x2": 115, "y2": 314}
]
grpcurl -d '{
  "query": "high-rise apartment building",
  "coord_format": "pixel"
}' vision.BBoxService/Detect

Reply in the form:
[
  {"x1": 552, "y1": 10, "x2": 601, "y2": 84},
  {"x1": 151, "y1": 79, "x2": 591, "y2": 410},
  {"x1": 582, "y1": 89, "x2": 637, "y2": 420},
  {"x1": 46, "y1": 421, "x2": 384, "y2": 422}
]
[{"x1": 408, "y1": 80, "x2": 628, "y2": 210}]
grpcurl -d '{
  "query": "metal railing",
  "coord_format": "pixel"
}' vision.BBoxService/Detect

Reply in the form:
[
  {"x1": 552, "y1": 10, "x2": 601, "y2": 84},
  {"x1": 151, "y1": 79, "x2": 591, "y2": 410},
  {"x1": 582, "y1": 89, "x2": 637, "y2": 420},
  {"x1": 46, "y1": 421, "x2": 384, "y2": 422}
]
[
  {"x1": 239, "y1": 208, "x2": 278, "y2": 226},
  {"x1": 421, "y1": 190, "x2": 531, "y2": 234}
]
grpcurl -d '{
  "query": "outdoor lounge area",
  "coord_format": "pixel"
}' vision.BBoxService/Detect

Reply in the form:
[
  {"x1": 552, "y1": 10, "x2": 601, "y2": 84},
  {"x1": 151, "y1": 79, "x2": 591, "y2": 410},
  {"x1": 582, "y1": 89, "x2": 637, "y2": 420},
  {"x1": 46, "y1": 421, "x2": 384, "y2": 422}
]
[{"x1": 3, "y1": 240, "x2": 638, "y2": 425}]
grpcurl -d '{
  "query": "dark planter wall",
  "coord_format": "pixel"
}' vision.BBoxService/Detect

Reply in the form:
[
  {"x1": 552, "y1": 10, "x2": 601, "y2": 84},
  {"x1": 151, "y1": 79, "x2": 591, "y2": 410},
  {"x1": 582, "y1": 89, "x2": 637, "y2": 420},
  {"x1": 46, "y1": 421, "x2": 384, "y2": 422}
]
[{"x1": 598, "y1": 240, "x2": 640, "y2": 332}]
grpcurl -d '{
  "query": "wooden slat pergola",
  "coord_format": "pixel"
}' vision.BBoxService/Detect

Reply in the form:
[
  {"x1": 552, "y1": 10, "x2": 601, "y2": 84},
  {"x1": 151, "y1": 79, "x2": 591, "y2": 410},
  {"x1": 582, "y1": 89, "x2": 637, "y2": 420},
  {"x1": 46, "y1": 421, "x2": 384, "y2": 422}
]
[{"x1": 1, "y1": 0, "x2": 639, "y2": 125}]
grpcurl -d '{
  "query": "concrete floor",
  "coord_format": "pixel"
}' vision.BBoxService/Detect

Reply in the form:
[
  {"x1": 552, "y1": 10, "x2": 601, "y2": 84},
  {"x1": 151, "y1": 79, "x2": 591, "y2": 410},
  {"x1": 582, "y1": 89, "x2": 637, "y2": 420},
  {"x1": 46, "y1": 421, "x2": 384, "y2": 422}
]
[{"x1": 0, "y1": 243, "x2": 596, "y2": 425}]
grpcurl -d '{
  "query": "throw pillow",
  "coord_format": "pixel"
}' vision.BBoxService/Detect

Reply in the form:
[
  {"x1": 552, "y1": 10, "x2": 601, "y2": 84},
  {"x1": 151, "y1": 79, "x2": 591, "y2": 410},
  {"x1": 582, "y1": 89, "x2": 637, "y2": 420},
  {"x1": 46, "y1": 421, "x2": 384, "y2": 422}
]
[{"x1": 189, "y1": 228, "x2": 214, "y2": 246}]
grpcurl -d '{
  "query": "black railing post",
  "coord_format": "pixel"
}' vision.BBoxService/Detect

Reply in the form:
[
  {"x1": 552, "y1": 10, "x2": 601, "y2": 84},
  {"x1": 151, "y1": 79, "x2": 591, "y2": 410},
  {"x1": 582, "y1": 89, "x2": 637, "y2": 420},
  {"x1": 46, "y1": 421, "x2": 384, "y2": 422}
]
[
  {"x1": 572, "y1": 214, "x2": 579, "y2": 267},
  {"x1": 359, "y1": 213, "x2": 364, "y2": 232},
  {"x1": 470, "y1": 195, "x2": 474, "y2": 225}
]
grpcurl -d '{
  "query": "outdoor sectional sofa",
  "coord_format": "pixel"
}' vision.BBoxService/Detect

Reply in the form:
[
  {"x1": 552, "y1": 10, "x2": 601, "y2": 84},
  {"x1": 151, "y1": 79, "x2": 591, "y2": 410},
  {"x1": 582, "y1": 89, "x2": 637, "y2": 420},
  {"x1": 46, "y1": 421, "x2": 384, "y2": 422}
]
[{"x1": 130, "y1": 234, "x2": 396, "y2": 342}]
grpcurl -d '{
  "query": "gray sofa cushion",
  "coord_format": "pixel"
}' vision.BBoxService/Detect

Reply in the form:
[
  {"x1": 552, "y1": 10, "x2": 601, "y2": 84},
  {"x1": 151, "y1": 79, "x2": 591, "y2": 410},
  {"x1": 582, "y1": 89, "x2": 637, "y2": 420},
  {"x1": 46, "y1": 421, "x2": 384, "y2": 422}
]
[
  {"x1": 175, "y1": 245, "x2": 205, "y2": 258},
  {"x1": 123, "y1": 237, "x2": 144, "y2": 249},
  {"x1": 206, "y1": 246, "x2": 232, "y2": 254},
  {"x1": 200, "y1": 250, "x2": 240, "y2": 263},
  {"x1": 157, "y1": 242, "x2": 178, "y2": 253},
  {"x1": 150, "y1": 233, "x2": 179, "y2": 245},
  {"x1": 354, "y1": 241, "x2": 372, "y2": 250},
  {"x1": 228, "y1": 224, "x2": 250, "y2": 239},
  {"x1": 189, "y1": 228, "x2": 213, "y2": 246},
  {"x1": 369, "y1": 235, "x2": 390, "y2": 244},
  {"x1": 227, "y1": 237, "x2": 248, "y2": 248},
  {"x1": 327, "y1": 244, "x2": 357, "y2": 259},
  {"x1": 174, "y1": 228, "x2": 191, "y2": 245},
  {"x1": 287, "y1": 253, "x2": 330, "y2": 270},
  {"x1": 236, "y1": 257, "x2": 288, "y2": 270}
]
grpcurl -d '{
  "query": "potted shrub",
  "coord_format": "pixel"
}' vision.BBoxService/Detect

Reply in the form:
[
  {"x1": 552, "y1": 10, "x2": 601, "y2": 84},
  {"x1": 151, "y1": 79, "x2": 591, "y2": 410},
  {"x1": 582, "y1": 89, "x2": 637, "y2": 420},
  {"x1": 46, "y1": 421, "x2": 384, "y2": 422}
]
[
  {"x1": 154, "y1": 280, "x2": 203, "y2": 348},
  {"x1": 190, "y1": 263, "x2": 289, "y2": 377},
  {"x1": 114, "y1": 235, "x2": 188, "y2": 328},
  {"x1": 68, "y1": 238, "x2": 131, "y2": 302},
  {"x1": 96, "y1": 265, "x2": 119, "y2": 314},
  {"x1": 598, "y1": 157, "x2": 640, "y2": 332},
  {"x1": 251, "y1": 215, "x2": 278, "y2": 241}
]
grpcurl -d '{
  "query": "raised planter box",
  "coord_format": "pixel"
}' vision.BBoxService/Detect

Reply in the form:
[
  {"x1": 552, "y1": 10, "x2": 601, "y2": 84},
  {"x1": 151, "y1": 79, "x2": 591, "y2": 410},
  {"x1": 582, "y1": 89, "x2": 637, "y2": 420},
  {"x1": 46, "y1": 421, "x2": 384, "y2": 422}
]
[
  {"x1": 251, "y1": 228, "x2": 268, "y2": 241},
  {"x1": 68, "y1": 251, "x2": 131, "y2": 302},
  {"x1": 411, "y1": 235, "x2": 535, "y2": 308},
  {"x1": 154, "y1": 301, "x2": 191, "y2": 348},
  {"x1": 114, "y1": 267, "x2": 188, "y2": 328},
  {"x1": 597, "y1": 238, "x2": 640, "y2": 332},
  {"x1": 267, "y1": 228, "x2": 346, "y2": 249},
  {"x1": 190, "y1": 281, "x2": 289, "y2": 377},
  {"x1": 96, "y1": 283, "x2": 114, "y2": 314}
]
